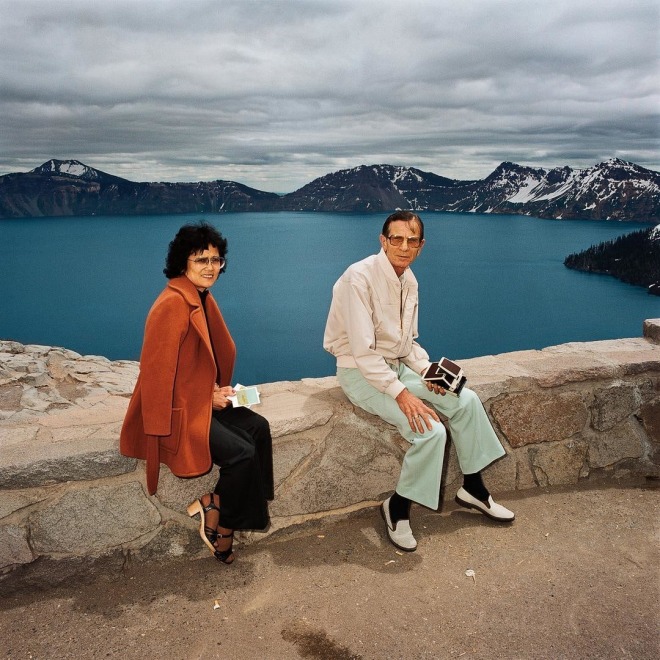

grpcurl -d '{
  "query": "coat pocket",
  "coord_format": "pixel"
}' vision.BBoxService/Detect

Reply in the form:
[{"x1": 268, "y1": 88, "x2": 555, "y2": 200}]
[{"x1": 160, "y1": 407, "x2": 184, "y2": 455}]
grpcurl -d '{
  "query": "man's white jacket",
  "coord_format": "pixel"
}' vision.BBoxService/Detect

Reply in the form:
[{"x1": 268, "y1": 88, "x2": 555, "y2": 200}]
[{"x1": 323, "y1": 249, "x2": 431, "y2": 399}]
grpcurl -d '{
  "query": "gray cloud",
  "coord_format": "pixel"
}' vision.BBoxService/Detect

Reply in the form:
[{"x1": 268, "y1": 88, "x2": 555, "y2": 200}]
[{"x1": 1, "y1": 0, "x2": 658, "y2": 191}]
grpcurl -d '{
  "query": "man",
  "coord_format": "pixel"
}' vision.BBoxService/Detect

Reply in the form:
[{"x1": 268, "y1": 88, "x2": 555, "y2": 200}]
[{"x1": 323, "y1": 210, "x2": 514, "y2": 552}]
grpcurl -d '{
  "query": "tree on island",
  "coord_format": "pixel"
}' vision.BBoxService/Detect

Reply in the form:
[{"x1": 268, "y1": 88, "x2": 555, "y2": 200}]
[{"x1": 564, "y1": 226, "x2": 660, "y2": 295}]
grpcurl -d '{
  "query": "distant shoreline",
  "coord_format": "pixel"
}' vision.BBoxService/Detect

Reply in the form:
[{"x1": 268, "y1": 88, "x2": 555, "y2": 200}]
[{"x1": 1, "y1": 157, "x2": 658, "y2": 222}]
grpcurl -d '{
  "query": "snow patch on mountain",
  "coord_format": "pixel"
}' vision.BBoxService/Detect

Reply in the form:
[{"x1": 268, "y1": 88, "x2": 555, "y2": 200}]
[
  {"x1": 507, "y1": 176, "x2": 545, "y2": 203},
  {"x1": 32, "y1": 159, "x2": 101, "y2": 180}
]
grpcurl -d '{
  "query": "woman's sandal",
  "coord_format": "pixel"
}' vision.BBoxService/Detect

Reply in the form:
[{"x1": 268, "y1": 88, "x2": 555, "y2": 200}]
[
  {"x1": 213, "y1": 530, "x2": 235, "y2": 564},
  {"x1": 186, "y1": 494, "x2": 235, "y2": 564},
  {"x1": 186, "y1": 494, "x2": 220, "y2": 555}
]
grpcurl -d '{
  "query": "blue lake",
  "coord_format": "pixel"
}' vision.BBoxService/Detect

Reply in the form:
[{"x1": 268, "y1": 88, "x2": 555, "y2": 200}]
[{"x1": 1, "y1": 212, "x2": 658, "y2": 385}]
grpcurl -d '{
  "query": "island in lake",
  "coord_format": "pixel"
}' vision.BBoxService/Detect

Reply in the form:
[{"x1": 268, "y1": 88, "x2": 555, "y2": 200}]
[{"x1": 564, "y1": 225, "x2": 660, "y2": 295}]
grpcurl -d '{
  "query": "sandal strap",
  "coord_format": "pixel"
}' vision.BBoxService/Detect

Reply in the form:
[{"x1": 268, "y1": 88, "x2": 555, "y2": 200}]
[
  {"x1": 216, "y1": 530, "x2": 234, "y2": 540},
  {"x1": 213, "y1": 540, "x2": 234, "y2": 564},
  {"x1": 204, "y1": 526, "x2": 218, "y2": 544},
  {"x1": 214, "y1": 549, "x2": 233, "y2": 563},
  {"x1": 202, "y1": 502, "x2": 221, "y2": 514},
  {"x1": 201, "y1": 494, "x2": 221, "y2": 543}
]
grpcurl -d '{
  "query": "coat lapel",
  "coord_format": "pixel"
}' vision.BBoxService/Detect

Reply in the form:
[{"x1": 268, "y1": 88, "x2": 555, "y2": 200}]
[{"x1": 168, "y1": 276, "x2": 216, "y2": 366}]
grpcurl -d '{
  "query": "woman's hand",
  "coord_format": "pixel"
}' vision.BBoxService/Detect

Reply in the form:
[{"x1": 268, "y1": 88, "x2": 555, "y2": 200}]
[
  {"x1": 212, "y1": 385, "x2": 235, "y2": 410},
  {"x1": 395, "y1": 388, "x2": 440, "y2": 434}
]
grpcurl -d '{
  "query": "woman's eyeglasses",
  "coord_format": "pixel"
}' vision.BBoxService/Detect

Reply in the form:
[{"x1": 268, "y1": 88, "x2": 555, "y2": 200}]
[{"x1": 188, "y1": 257, "x2": 226, "y2": 268}]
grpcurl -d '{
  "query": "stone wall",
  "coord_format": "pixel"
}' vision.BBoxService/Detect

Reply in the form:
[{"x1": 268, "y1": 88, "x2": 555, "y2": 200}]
[{"x1": 1, "y1": 319, "x2": 659, "y2": 576}]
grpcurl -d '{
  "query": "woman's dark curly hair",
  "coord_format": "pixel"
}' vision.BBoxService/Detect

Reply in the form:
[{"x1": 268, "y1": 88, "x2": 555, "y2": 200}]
[{"x1": 163, "y1": 222, "x2": 228, "y2": 278}]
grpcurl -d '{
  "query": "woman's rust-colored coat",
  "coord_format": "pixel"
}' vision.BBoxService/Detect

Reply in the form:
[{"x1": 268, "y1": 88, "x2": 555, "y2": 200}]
[{"x1": 120, "y1": 276, "x2": 236, "y2": 495}]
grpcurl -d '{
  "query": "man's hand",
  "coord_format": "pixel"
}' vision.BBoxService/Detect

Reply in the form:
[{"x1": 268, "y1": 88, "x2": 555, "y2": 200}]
[
  {"x1": 424, "y1": 380, "x2": 446, "y2": 396},
  {"x1": 212, "y1": 385, "x2": 235, "y2": 410},
  {"x1": 395, "y1": 388, "x2": 440, "y2": 434},
  {"x1": 421, "y1": 365, "x2": 447, "y2": 396}
]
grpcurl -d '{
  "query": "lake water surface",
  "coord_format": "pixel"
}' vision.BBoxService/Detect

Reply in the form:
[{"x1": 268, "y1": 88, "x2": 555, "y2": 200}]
[{"x1": 1, "y1": 212, "x2": 658, "y2": 385}]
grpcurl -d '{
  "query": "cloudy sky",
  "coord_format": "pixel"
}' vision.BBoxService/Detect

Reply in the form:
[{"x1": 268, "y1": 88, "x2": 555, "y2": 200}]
[{"x1": 1, "y1": 0, "x2": 658, "y2": 192}]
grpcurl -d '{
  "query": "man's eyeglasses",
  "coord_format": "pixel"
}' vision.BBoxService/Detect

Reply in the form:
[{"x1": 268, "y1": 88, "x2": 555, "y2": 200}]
[
  {"x1": 386, "y1": 235, "x2": 422, "y2": 248},
  {"x1": 188, "y1": 256, "x2": 225, "y2": 268}
]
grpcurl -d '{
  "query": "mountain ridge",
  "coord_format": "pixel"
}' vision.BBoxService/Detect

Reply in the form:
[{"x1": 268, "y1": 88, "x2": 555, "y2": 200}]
[{"x1": 0, "y1": 157, "x2": 658, "y2": 221}]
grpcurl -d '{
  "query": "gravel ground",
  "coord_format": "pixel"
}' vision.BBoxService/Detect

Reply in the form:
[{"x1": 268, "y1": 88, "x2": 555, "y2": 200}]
[{"x1": 1, "y1": 481, "x2": 658, "y2": 659}]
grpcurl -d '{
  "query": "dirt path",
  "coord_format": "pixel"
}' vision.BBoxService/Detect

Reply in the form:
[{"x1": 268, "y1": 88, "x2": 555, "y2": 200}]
[{"x1": 1, "y1": 482, "x2": 658, "y2": 659}]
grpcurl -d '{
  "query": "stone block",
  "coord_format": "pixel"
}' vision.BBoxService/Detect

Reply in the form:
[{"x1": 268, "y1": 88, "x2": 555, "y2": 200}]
[
  {"x1": 270, "y1": 416, "x2": 404, "y2": 517},
  {"x1": 54, "y1": 381, "x2": 89, "y2": 403},
  {"x1": 0, "y1": 341, "x2": 26, "y2": 354},
  {"x1": 156, "y1": 466, "x2": 218, "y2": 514},
  {"x1": 1, "y1": 354, "x2": 39, "y2": 373},
  {"x1": 591, "y1": 382, "x2": 638, "y2": 431},
  {"x1": 30, "y1": 482, "x2": 160, "y2": 555},
  {"x1": 19, "y1": 387, "x2": 53, "y2": 412},
  {"x1": 18, "y1": 372, "x2": 52, "y2": 387},
  {"x1": 272, "y1": 426, "x2": 329, "y2": 489},
  {"x1": 0, "y1": 524, "x2": 33, "y2": 570},
  {"x1": 260, "y1": 390, "x2": 334, "y2": 438},
  {"x1": 481, "y1": 455, "x2": 518, "y2": 494},
  {"x1": 133, "y1": 520, "x2": 199, "y2": 561},
  {"x1": 605, "y1": 353, "x2": 660, "y2": 377},
  {"x1": 529, "y1": 440, "x2": 588, "y2": 486},
  {"x1": 587, "y1": 421, "x2": 644, "y2": 469},
  {"x1": 0, "y1": 443, "x2": 137, "y2": 489},
  {"x1": 440, "y1": 448, "x2": 518, "y2": 501},
  {"x1": 642, "y1": 318, "x2": 660, "y2": 344},
  {"x1": 490, "y1": 391, "x2": 588, "y2": 447},
  {"x1": 24, "y1": 344, "x2": 66, "y2": 357},
  {"x1": 586, "y1": 337, "x2": 660, "y2": 376},
  {"x1": 0, "y1": 425, "x2": 39, "y2": 450},
  {"x1": 638, "y1": 399, "x2": 660, "y2": 445},
  {"x1": 0, "y1": 383, "x2": 23, "y2": 412},
  {"x1": 637, "y1": 377, "x2": 659, "y2": 401},
  {"x1": 511, "y1": 346, "x2": 618, "y2": 387},
  {"x1": 457, "y1": 354, "x2": 535, "y2": 400},
  {"x1": 514, "y1": 449, "x2": 538, "y2": 490},
  {"x1": 0, "y1": 490, "x2": 48, "y2": 520}
]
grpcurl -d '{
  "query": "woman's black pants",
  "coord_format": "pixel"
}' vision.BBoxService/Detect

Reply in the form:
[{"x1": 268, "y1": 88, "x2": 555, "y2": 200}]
[{"x1": 209, "y1": 406, "x2": 274, "y2": 531}]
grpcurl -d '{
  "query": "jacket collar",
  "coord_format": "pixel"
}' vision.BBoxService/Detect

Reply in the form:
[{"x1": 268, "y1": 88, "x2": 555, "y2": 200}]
[{"x1": 167, "y1": 275, "x2": 209, "y2": 307}]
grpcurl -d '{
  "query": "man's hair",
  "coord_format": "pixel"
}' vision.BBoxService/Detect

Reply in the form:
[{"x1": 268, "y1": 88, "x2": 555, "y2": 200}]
[
  {"x1": 382, "y1": 210, "x2": 424, "y2": 240},
  {"x1": 163, "y1": 221, "x2": 228, "y2": 278}
]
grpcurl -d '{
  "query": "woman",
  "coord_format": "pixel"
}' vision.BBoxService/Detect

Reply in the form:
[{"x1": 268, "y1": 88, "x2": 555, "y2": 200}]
[{"x1": 120, "y1": 222, "x2": 274, "y2": 564}]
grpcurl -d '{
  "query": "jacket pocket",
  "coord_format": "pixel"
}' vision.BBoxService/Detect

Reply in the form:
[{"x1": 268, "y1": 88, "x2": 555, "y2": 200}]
[{"x1": 160, "y1": 408, "x2": 184, "y2": 455}]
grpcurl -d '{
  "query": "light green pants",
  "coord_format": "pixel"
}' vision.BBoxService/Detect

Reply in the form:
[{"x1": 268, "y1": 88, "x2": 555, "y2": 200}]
[{"x1": 337, "y1": 364, "x2": 506, "y2": 510}]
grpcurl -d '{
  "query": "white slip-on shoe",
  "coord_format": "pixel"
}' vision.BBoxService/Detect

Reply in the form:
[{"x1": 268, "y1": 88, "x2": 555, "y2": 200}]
[
  {"x1": 455, "y1": 487, "x2": 515, "y2": 522},
  {"x1": 380, "y1": 496, "x2": 417, "y2": 552}
]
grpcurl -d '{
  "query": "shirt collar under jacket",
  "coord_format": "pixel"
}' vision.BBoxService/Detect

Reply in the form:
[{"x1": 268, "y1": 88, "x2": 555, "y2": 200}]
[{"x1": 376, "y1": 248, "x2": 414, "y2": 285}]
